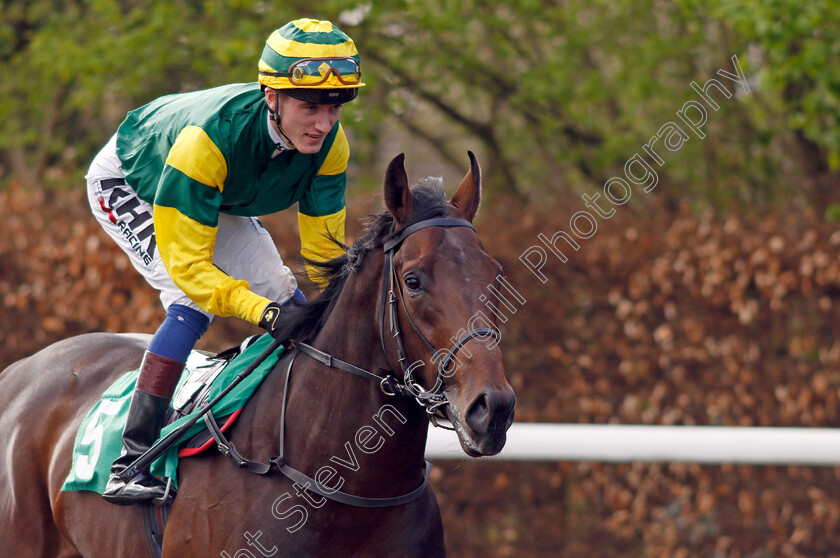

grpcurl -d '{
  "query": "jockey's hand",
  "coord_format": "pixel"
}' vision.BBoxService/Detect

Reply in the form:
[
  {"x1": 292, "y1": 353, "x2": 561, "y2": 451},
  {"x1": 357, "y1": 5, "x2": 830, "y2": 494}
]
[
  {"x1": 282, "y1": 288, "x2": 307, "y2": 308},
  {"x1": 259, "y1": 301, "x2": 284, "y2": 341}
]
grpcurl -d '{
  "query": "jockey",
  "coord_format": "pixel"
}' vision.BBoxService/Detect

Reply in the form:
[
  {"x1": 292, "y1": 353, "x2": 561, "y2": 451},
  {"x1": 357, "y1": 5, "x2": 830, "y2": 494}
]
[{"x1": 85, "y1": 19, "x2": 364, "y2": 504}]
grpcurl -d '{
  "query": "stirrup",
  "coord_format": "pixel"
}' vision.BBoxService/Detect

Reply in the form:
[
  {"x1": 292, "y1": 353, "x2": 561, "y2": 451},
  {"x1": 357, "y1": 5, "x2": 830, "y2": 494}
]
[{"x1": 152, "y1": 478, "x2": 175, "y2": 507}]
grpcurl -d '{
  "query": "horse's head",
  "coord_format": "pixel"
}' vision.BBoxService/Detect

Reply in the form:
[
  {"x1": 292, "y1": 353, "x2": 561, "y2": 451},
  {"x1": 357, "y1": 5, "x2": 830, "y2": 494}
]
[{"x1": 382, "y1": 152, "x2": 516, "y2": 457}]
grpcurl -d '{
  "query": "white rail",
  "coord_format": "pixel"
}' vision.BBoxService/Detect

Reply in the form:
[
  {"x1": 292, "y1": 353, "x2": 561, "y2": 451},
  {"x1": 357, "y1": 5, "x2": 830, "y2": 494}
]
[{"x1": 425, "y1": 423, "x2": 840, "y2": 466}]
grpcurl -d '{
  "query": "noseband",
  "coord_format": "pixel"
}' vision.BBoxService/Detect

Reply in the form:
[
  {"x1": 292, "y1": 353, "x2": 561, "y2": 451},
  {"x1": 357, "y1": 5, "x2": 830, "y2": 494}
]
[{"x1": 295, "y1": 217, "x2": 499, "y2": 429}]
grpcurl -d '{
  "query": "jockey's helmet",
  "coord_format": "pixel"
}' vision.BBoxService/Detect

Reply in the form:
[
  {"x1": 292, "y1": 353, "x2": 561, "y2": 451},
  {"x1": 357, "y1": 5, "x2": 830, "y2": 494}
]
[{"x1": 258, "y1": 19, "x2": 365, "y2": 105}]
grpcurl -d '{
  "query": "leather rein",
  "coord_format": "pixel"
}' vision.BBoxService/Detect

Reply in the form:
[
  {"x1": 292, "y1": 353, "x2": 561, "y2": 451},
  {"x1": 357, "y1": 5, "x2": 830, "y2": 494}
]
[{"x1": 204, "y1": 217, "x2": 498, "y2": 508}]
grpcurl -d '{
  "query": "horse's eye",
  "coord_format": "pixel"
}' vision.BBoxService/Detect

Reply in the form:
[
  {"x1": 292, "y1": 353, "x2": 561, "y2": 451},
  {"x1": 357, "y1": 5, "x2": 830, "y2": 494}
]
[{"x1": 404, "y1": 274, "x2": 422, "y2": 291}]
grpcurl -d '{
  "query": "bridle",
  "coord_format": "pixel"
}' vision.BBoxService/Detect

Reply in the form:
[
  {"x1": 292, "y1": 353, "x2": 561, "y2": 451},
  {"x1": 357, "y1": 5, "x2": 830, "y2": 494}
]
[
  {"x1": 294, "y1": 216, "x2": 499, "y2": 428},
  {"x1": 200, "y1": 216, "x2": 502, "y2": 509},
  {"x1": 380, "y1": 217, "x2": 499, "y2": 424}
]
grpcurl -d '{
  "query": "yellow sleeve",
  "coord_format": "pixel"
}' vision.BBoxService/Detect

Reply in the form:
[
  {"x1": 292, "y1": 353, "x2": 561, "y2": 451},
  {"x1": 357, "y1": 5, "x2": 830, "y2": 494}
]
[
  {"x1": 298, "y1": 207, "x2": 346, "y2": 289},
  {"x1": 317, "y1": 124, "x2": 349, "y2": 176},
  {"x1": 154, "y1": 205, "x2": 270, "y2": 324}
]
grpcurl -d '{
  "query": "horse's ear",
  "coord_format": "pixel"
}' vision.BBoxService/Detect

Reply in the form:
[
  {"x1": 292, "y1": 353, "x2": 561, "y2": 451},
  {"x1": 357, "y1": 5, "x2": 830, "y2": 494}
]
[
  {"x1": 450, "y1": 151, "x2": 481, "y2": 222},
  {"x1": 384, "y1": 153, "x2": 413, "y2": 224}
]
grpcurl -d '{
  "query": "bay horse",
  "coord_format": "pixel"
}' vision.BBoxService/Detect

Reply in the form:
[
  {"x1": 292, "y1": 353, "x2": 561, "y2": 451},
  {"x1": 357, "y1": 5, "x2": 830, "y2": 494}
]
[{"x1": 0, "y1": 153, "x2": 516, "y2": 557}]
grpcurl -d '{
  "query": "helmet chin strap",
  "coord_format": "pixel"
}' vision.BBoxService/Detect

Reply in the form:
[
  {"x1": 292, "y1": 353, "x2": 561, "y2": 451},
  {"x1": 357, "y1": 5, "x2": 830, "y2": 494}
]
[{"x1": 270, "y1": 90, "x2": 296, "y2": 150}]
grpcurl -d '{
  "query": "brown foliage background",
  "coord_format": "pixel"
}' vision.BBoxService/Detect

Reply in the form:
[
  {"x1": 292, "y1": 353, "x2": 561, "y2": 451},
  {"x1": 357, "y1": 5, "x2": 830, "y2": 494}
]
[{"x1": 2, "y1": 184, "x2": 840, "y2": 557}]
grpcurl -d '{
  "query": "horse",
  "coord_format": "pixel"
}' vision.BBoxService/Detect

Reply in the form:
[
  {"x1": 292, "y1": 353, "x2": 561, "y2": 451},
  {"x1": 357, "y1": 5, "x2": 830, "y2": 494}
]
[{"x1": 0, "y1": 152, "x2": 516, "y2": 557}]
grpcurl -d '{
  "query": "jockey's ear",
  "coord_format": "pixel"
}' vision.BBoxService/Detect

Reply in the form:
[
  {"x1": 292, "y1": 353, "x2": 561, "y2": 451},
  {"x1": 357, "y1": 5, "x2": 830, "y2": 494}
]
[
  {"x1": 450, "y1": 151, "x2": 481, "y2": 223},
  {"x1": 264, "y1": 87, "x2": 281, "y2": 114},
  {"x1": 384, "y1": 153, "x2": 413, "y2": 224},
  {"x1": 264, "y1": 87, "x2": 275, "y2": 106}
]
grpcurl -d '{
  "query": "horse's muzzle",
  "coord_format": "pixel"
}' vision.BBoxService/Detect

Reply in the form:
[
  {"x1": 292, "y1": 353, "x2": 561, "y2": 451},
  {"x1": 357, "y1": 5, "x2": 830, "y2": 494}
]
[{"x1": 463, "y1": 387, "x2": 516, "y2": 455}]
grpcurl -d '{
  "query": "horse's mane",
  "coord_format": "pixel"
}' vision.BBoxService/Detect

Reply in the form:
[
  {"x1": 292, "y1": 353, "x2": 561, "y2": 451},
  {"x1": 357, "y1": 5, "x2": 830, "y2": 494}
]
[{"x1": 273, "y1": 178, "x2": 449, "y2": 345}]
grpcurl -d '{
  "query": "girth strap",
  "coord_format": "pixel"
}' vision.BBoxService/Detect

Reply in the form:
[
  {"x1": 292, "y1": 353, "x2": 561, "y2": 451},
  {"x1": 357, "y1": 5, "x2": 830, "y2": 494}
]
[
  {"x1": 141, "y1": 505, "x2": 163, "y2": 558},
  {"x1": 141, "y1": 503, "x2": 170, "y2": 558}
]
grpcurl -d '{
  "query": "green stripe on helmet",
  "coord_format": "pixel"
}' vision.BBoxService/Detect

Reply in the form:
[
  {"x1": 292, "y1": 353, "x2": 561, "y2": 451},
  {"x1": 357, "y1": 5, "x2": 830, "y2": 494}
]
[
  {"x1": 277, "y1": 19, "x2": 353, "y2": 45},
  {"x1": 258, "y1": 51, "x2": 300, "y2": 75}
]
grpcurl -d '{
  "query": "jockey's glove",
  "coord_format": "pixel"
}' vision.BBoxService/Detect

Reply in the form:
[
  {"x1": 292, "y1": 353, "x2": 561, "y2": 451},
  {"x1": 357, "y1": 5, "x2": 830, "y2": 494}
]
[{"x1": 259, "y1": 301, "x2": 284, "y2": 341}]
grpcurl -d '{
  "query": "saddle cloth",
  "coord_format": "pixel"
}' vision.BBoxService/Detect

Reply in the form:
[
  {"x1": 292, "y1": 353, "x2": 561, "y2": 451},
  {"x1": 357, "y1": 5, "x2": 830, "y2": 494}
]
[{"x1": 62, "y1": 334, "x2": 284, "y2": 494}]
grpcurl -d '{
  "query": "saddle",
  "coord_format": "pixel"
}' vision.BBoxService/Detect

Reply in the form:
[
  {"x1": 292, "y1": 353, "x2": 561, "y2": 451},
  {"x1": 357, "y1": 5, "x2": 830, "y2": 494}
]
[
  {"x1": 62, "y1": 334, "x2": 283, "y2": 495},
  {"x1": 167, "y1": 336, "x2": 261, "y2": 456}
]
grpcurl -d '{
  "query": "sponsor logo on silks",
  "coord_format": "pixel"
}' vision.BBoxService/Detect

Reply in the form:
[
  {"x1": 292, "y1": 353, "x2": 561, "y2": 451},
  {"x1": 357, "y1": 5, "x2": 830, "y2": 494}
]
[{"x1": 98, "y1": 185, "x2": 157, "y2": 266}]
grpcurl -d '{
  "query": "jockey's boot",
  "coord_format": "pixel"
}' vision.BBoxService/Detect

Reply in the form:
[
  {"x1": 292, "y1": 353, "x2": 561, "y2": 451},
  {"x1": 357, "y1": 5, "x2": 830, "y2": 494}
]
[{"x1": 102, "y1": 351, "x2": 184, "y2": 505}]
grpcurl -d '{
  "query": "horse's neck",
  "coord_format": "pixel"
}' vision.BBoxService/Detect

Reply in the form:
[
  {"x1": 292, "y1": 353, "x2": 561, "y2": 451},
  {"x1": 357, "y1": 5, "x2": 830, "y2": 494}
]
[{"x1": 282, "y1": 257, "x2": 430, "y2": 496}]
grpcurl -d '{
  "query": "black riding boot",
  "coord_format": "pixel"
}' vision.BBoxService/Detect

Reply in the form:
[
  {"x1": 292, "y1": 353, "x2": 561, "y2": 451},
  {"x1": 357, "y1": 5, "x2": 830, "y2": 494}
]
[{"x1": 102, "y1": 351, "x2": 184, "y2": 505}]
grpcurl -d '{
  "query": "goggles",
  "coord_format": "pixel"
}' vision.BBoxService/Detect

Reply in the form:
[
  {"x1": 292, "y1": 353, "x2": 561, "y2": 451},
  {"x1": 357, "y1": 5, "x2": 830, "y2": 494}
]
[{"x1": 261, "y1": 57, "x2": 362, "y2": 87}]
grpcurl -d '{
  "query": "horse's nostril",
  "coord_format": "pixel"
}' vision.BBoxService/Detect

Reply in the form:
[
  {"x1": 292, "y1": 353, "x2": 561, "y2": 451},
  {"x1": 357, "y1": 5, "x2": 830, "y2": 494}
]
[
  {"x1": 465, "y1": 393, "x2": 491, "y2": 434},
  {"x1": 464, "y1": 390, "x2": 516, "y2": 437}
]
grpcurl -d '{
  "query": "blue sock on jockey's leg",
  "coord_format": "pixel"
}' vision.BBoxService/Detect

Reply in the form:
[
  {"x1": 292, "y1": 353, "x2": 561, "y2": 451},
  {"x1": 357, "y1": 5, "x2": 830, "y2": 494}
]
[{"x1": 147, "y1": 304, "x2": 211, "y2": 363}]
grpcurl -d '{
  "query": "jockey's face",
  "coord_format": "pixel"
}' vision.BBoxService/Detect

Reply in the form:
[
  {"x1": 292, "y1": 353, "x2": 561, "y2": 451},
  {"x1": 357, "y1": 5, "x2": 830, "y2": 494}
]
[{"x1": 265, "y1": 89, "x2": 342, "y2": 154}]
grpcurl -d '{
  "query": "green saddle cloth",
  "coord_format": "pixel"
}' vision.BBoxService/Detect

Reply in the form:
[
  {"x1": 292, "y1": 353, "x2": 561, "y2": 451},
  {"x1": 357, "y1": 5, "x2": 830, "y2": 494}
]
[{"x1": 62, "y1": 334, "x2": 284, "y2": 494}]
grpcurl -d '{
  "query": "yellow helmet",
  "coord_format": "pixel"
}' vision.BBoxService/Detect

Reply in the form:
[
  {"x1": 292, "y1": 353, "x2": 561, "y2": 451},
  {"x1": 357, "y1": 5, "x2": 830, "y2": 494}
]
[{"x1": 258, "y1": 19, "x2": 364, "y2": 104}]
